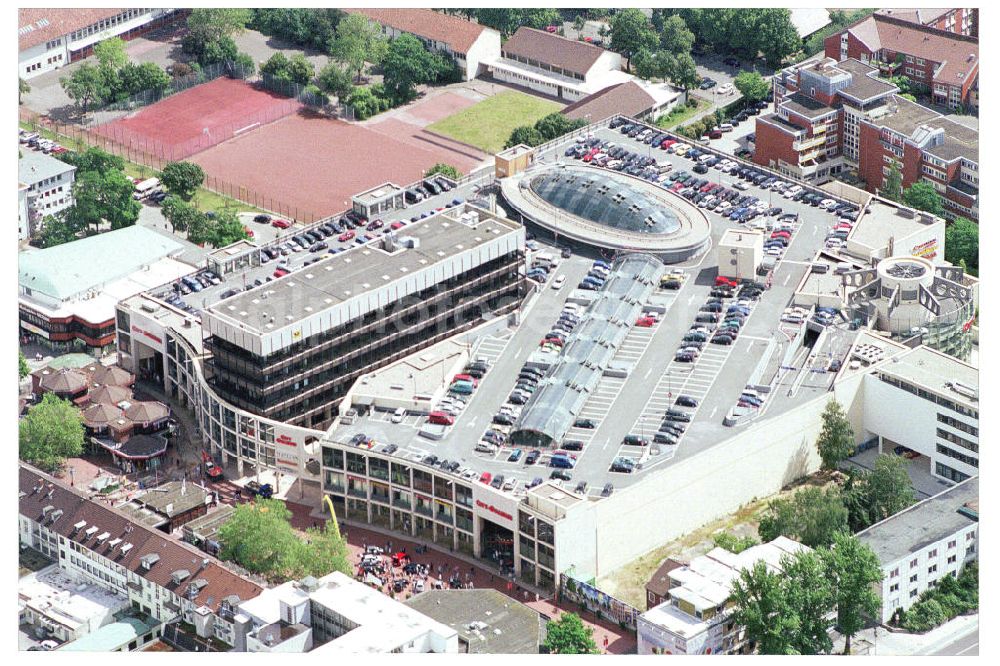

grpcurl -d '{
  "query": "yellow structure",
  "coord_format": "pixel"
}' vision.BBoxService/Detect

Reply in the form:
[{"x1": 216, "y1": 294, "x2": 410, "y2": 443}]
[{"x1": 495, "y1": 144, "x2": 535, "y2": 178}]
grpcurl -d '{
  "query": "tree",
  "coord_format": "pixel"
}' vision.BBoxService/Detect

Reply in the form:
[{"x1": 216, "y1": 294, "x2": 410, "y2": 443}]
[
  {"x1": 610, "y1": 8, "x2": 658, "y2": 70},
  {"x1": 426, "y1": 163, "x2": 462, "y2": 179},
  {"x1": 219, "y1": 499, "x2": 299, "y2": 575},
  {"x1": 754, "y1": 9, "x2": 801, "y2": 67},
  {"x1": 534, "y1": 113, "x2": 587, "y2": 141},
  {"x1": 734, "y1": 71, "x2": 771, "y2": 104},
  {"x1": 206, "y1": 209, "x2": 251, "y2": 248},
  {"x1": 663, "y1": 52, "x2": 700, "y2": 91},
  {"x1": 816, "y1": 399, "x2": 854, "y2": 471},
  {"x1": 730, "y1": 561, "x2": 799, "y2": 654},
  {"x1": 287, "y1": 522, "x2": 353, "y2": 578},
  {"x1": 62, "y1": 147, "x2": 125, "y2": 176},
  {"x1": 659, "y1": 14, "x2": 695, "y2": 56},
  {"x1": 93, "y1": 37, "x2": 128, "y2": 72},
  {"x1": 543, "y1": 612, "x2": 599, "y2": 654},
  {"x1": 116, "y1": 61, "x2": 171, "y2": 96},
  {"x1": 713, "y1": 531, "x2": 758, "y2": 554},
  {"x1": 902, "y1": 181, "x2": 944, "y2": 216},
  {"x1": 19, "y1": 393, "x2": 85, "y2": 472},
  {"x1": 37, "y1": 212, "x2": 82, "y2": 248},
  {"x1": 19, "y1": 76, "x2": 30, "y2": 104},
  {"x1": 160, "y1": 195, "x2": 205, "y2": 234},
  {"x1": 757, "y1": 486, "x2": 849, "y2": 548},
  {"x1": 821, "y1": 533, "x2": 883, "y2": 654},
  {"x1": 161, "y1": 161, "x2": 205, "y2": 201},
  {"x1": 782, "y1": 550, "x2": 835, "y2": 655},
  {"x1": 505, "y1": 125, "x2": 545, "y2": 149},
  {"x1": 199, "y1": 35, "x2": 239, "y2": 66},
  {"x1": 866, "y1": 454, "x2": 916, "y2": 524},
  {"x1": 879, "y1": 163, "x2": 903, "y2": 201},
  {"x1": 69, "y1": 169, "x2": 140, "y2": 231},
  {"x1": 332, "y1": 13, "x2": 388, "y2": 82},
  {"x1": 317, "y1": 62, "x2": 354, "y2": 100},
  {"x1": 19, "y1": 351, "x2": 30, "y2": 381},
  {"x1": 945, "y1": 217, "x2": 978, "y2": 274},
  {"x1": 382, "y1": 33, "x2": 446, "y2": 104},
  {"x1": 473, "y1": 9, "x2": 560, "y2": 37},
  {"x1": 284, "y1": 54, "x2": 316, "y2": 86},
  {"x1": 61, "y1": 64, "x2": 108, "y2": 114},
  {"x1": 345, "y1": 85, "x2": 391, "y2": 120},
  {"x1": 184, "y1": 9, "x2": 250, "y2": 64}
]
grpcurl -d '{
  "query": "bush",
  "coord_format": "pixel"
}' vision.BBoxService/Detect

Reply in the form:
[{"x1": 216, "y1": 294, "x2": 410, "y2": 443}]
[
  {"x1": 713, "y1": 531, "x2": 759, "y2": 554},
  {"x1": 346, "y1": 85, "x2": 392, "y2": 120}
]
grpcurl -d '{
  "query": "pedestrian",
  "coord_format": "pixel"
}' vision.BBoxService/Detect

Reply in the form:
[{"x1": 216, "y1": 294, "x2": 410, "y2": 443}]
[{"x1": 603, "y1": 635, "x2": 610, "y2": 650}]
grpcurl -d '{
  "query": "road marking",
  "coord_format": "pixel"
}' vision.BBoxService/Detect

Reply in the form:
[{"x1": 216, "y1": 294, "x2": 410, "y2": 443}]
[
  {"x1": 710, "y1": 406, "x2": 718, "y2": 418},
  {"x1": 467, "y1": 417, "x2": 477, "y2": 428},
  {"x1": 783, "y1": 273, "x2": 791, "y2": 286},
  {"x1": 955, "y1": 642, "x2": 979, "y2": 656}
]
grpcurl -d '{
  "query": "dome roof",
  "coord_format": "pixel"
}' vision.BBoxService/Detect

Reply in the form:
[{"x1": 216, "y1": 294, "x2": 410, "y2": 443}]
[{"x1": 527, "y1": 167, "x2": 681, "y2": 235}]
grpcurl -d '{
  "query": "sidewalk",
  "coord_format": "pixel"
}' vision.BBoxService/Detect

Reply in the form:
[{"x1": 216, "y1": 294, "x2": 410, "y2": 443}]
[{"x1": 832, "y1": 614, "x2": 978, "y2": 655}]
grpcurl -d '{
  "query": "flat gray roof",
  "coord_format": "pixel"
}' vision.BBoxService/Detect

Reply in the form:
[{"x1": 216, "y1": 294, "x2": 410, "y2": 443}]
[
  {"x1": 353, "y1": 182, "x2": 403, "y2": 204},
  {"x1": 206, "y1": 210, "x2": 521, "y2": 335},
  {"x1": 19, "y1": 149, "x2": 75, "y2": 185},
  {"x1": 781, "y1": 91, "x2": 837, "y2": 120},
  {"x1": 870, "y1": 95, "x2": 978, "y2": 164},
  {"x1": 404, "y1": 589, "x2": 543, "y2": 654},
  {"x1": 136, "y1": 481, "x2": 210, "y2": 518},
  {"x1": 848, "y1": 200, "x2": 937, "y2": 251},
  {"x1": 880, "y1": 345, "x2": 979, "y2": 406},
  {"x1": 857, "y1": 477, "x2": 978, "y2": 565}
]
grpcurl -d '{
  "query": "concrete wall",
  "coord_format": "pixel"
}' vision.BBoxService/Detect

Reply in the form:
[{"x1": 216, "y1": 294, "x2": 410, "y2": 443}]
[
  {"x1": 466, "y1": 30, "x2": 501, "y2": 80},
  {"x1": 589, "y1": 377, "x2": 863, "y2": 577}
]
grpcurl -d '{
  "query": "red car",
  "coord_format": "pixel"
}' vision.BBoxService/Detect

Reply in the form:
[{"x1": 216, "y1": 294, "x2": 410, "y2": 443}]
[
  {"x1": 390, "y1": 221, "x2": 405, "y2": 230},
  {"x1": 338, "y1": 230, "x2": 356, "y2": 242},
  {"x1": 661, "y1": 139, "x2": 677, "y2": 150},
  {"x1": 273, "y1": 267, "x2": 290, "y2": 278},
  {"x1": 366, "y1": 219, "x2": 384, "y2": 231},
  {"x1": 243, "y1": 226, "x2": 254, "y2": 238},
  {"x1": 271, "y1": 218, "x2": 291, "y2": 229},
  {"x1": 772, "y1": 231, "x2": 791, "y2": 239},
  {"x1": 636, "y1": 317, "x2": 655, "y2": 327},
  {"x1": 480, "y1": 472, "x2": 492, "y2": 485},
  {"x1": 545, "y1": 25, "x2": 558, "y2": 33},
  {"x1": 715, "y1": 276, "x2": 739, "y2": 287}
]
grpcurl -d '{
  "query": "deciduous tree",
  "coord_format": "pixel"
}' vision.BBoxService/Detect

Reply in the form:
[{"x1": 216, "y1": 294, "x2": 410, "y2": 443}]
[
  {"x1": 821, "y1": 533, "x2": 883, "y2": 654},
  {"x1": 19, "y1": 351, "x2": 30, "y2": 381},
  {"x1": 610, "y1": 8, "x2": 658, "y2": 70},
  {"x1": 61, "y1": 64, "x2": 108, "y2": 114},
  {"x1": 93, "y1": 37, "x2": 128, "y2": 72},
  {"x1": 381, "y1": 34, "x2": 446, "y2": 103},
  {"x1": 317, "y1": 62, "x2": 354, "y2": 100},
  {"x1": 543, "y1": 612, "x2": 599, "y2": 654},
  {"x1": 816, "y1": 399, "x2": 854, "y2": 470},
  {"x1": 734, "y1": 71, "x2": 771, "y2": 104},
  {"x1": 505, "y1": 125, "x2": 545, "y2": 149},
  {"x1": 902, "y1": 181, "x2": 944, "y2": 216},
  {"x1": 425, "y1": 163, "x2": 462, "y2": 179},
  {"x1": 782, "y1": 550, "x2": 835, "y2": 654},
  {"x1": 332, "y1": 13, "x2": 388, "y2": 82},
  {"x1": 160, "y1": 195, "x2": 204, "y2": 234},
  {"x1": 879, "y1": 163, "x2": 903, "y2": 201},
  {"x1": 19, "y1": 393, "x2": 85, "y2": 472},
  {"x1": 945, "y1": 217, "x2": 978, "y2": 274},
  {"x1": 730, "y1": 560, "x2": 799, "y2": 654},
  {"x1": 161, "y1": 161, "x2": 205, "y2": 201}
]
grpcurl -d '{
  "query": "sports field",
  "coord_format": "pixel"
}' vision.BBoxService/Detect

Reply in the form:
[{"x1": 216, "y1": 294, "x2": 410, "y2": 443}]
[{"x1": 426, "y1": 91, "x2": 562, "y2": 154}]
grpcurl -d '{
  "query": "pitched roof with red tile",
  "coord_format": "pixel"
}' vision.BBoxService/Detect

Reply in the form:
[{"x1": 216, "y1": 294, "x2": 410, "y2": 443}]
[
  {"x1": 344, "y1": 8, "x2": 493, "y2": 54},
  {"x1": 18, "y1": 8, "x2": 121, "y2": 52},
  {"x1": 501, "y1": 27, "x2": 609, "y2": 78},
  {"x1": 19, "y1": 463, "x2": 263, "y2": 612},
  {"x1": 561, "y1": 81, "x2": 655, "y2": 121}
]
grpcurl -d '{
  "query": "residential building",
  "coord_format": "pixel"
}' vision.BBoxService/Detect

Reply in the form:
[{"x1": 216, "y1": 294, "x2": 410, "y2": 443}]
[
  {"x1": 488, "y1": 27, "x2": 630, "y2": 101},
  {"x1": 18, "y1": 8, "x2": 180, "y2": 79},
  {"x1": 755, "y1": 58, "x2": 898, "y2": 182},
  {"x1": 645, "y1": 558, "x2": 684, "y2": 611},
  {"x1": 561, "y1": 80, "x2": 682, "y2": 123},
  {"x1": 861, "y1": 344, "x2": 978, "y2": 483},
  {"x1": 19, "y1": 149, "x2": 76, "y2": 222},
  {"x1": 857, "y1": 476, "x2": 978, "y2": 623},
  {"x1": 344, "y1": 8, "x2": 500, "y2": 81},
  {"x1": 237, "y1": 572, "x2": 459, "y2": 653},
  {"x1": 875, "y1": 8, "x2": 978, "y2": 38},
  {"x1": 197, "y1": 211, "x2": 524, "y2": 429},
  {"x1": 18, "y1": 463, "x2": 264, "y2": 649},
  {"x1": 857, "y1": 95, "x2": 978, "y2": 221},
  {"x1": 823, "y1": 13, "x2": 978, "y2": 109},
  {"x1": 637, "y1": 537, "x2": 809, "y2": 655},
  {"x1": 19, "y1": 226, "x2": 193, "y2": 354},
  {"x1": 405, "y1": 589, "x2": 545, "y2": 653}
]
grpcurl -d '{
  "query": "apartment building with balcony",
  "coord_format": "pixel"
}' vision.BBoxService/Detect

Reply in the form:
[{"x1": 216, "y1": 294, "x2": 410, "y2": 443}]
[
  {"x1": 824, "y1": 13, "x2": 978, "y2": 110},
  {"x1": 755, "y1": 58, "x2": 897, "y2": 182},
  {"x1": 875, "y1": 8, "x2": 978, "y2": 38},
  {"x1": 858, "y1": 95, "x2": 978, "y2": 221}
]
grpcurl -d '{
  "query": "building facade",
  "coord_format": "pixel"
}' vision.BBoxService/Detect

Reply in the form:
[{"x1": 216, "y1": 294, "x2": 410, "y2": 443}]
[
  {"x1": 19, "y1": 8, "x2": 180, "y2": 79},
  {"x1": 344, "y1": 8, "x2": 500, "y2": 81},
  {"x1": 19, "y1": 150, "x2": 76, "y2": 222},
  {"x1": 857, "y1": 476, "x2": 978, "y2": 623},
  {"x1": 874, "y1": 8, "x2": 978, "y2": 38},
  {"x1": 19, "y1": 464, "x2": 263, "y2": 649},
  {"x1": 861, "y1": 346, "x2": 978, "y2": 484},
  {"x1": 19, "y1": 182, "x2": 32, "y2": 241},
  {"x1": 823, "y1": 13, "x2": 978, "y2": 109}
]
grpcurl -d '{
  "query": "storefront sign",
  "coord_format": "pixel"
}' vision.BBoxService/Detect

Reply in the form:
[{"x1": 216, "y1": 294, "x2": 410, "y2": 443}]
[
  {"x1": 131, "y1": 325, "x2": 162, "y2": 344},
  {"x1": 476, "y1": 499, "x2": 513, "y2": 522},
  {"x1": 911, "y1": 239, "x2": 939, "y2": 260},
  {"x1": 20, "y1": 321, "x2": 49, "y2": 339},
  {"x1": 276, "y1": 434, "x2": 297, "y2": 448}
]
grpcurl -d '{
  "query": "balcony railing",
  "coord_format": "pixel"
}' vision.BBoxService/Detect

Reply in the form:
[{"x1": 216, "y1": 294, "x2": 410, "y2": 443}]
[{"x1": 793, "y1": 135, "x2": 826, "y2": 151}]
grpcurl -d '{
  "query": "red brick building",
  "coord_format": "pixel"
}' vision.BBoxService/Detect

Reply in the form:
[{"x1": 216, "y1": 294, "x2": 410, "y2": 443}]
[
  {"x1": 755, "y1": 57, "x2": 978, "y2": 221},
  {"x1": 875, "y1": 8, "x2": 978, "y2": 37},
  {"x1": 857, "y1": 96, "x2": 978, "y2": 221},
  {"x1": 823, "y1": 13, "x2": 978, "y2": 110}
]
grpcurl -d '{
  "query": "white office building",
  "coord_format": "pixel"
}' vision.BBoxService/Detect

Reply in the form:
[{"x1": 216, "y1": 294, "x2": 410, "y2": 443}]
[
  {"x1": 638, "y1": 537, "x2": 809, "y2": 655},
  {"x1": 19, "y1": 182, "x2": 32, "y2": 240},
  {"x1": 857, "y1": 476, "x2": 978, "y2": 623}
]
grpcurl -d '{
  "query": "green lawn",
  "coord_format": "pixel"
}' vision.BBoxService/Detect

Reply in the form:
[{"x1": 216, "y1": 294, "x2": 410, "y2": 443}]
[
  {"x1": 427, "y1": 91, "x2": 561, "y2": 154},
  {"x1": 655, "y1": 97, "x2": 712, "y2": 130}
]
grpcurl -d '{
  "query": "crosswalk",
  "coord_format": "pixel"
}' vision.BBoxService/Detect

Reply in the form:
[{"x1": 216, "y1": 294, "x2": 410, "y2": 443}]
[{"x1": 473, "y1": 333, "x2": 512, "y2": 365}]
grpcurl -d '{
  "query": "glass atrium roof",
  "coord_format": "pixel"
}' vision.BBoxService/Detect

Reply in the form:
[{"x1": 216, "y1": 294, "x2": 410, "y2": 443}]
[{"x1": 528, "y1": 167, "x2": 681, "y2": 235}]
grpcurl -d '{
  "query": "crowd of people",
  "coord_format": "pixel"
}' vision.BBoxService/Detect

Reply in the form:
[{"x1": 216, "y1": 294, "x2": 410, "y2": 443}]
[{"x1": 355, "y1": 541, "x2": 481, "y2": 598}]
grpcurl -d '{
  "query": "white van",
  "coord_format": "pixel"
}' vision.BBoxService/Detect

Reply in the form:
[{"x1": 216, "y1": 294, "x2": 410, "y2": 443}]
[
  {"x1": 720, "y1": 123, "x2": 734, "y2": 132},
  {"x1": 133, "y1": 177, "x2": 161, "y2": 200}
]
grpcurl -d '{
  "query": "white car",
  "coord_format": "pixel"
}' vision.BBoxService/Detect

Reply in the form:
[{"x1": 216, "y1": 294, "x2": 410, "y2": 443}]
[
  {"x1": 716, "y1": 201, "x2": 732, "y2": 213},
  {"x1": 765, "y1": 247, "x2": 784, "y2": 257},
  {"x1": 391, "y1": 408, "x2": 406, "y2": 423},
  {"x1": 717, "y1": 83, "x2": 734, "y2": 95},
  {"x1": 784, "y1": 185, "x2": 803, "y2": 198},
  {"x1": 551, "y1": 274, "x2": 567, "y2": 290},
  {"x1": 733, "y1": 181, "x2": 750, "y2": 191}
]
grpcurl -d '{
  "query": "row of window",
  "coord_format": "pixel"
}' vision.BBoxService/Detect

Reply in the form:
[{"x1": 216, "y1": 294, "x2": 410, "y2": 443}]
[
  {"x1": 937, "y1": 412, "x2": 978, "y2": 437},
  {"x1": 936, "y1": 444, "x2": 978, "y2": 468},
  {"x1": 876, "y1": 373, "x2": 978, "y2": 418},
  {"x1": 69, "y1": 9, "x2": 150, "y2": 42}
]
